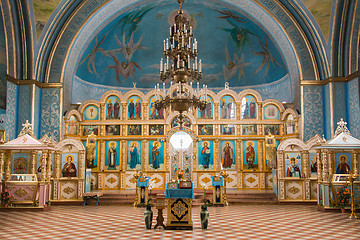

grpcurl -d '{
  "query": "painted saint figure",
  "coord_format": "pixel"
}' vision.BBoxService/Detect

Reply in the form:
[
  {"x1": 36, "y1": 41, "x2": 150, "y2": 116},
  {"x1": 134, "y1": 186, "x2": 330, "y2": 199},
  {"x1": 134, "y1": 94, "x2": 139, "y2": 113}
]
[
  {"x1": 246, "y1": 142, "x2": 255, "y2": 169},
  {"x1": 62, "y1": 155, "x2": 77, "y2": 178},
  {"x1": 201, "y1": 142, "x2": 211, "y2": 169},
  {"x1": 129, "y1": 142, "x2": 139, "y2": 169},
  {"x1": 113, "y1": 98, "x2": 120, "y2": 119},
  {"x1": 336, "y1": 155, "x2": 350, "y2": 174},
  {"x1": 152, "y1": 142, "x2": 160, "y2": 169},
  {"x1": 249, "y1": 98, "x2": 256, "y2": 119},
  {"x1": 221, "y1": 98, "x2": 227, "y2": 119},
  {"x1": 287, "y1": 157, "x2": 301, "y2": 177},
  {"x1": 108, "y1": 142, "x2": 117, "y2": 170},
  {"x1": 206, "y1": 98, "x2": 212, "y2": 118},
  {"x1": 128, "y1": 99, "x2": 135, "y2": 119},
  {"x1": 222, "y1": 142, "x2": 234, "y2": 169},
  {"x1": 135, "y1": 99, "x2": 141, "y2": 119},
  {"x1": 107, "y1": 99, "x2": 113, "y2": 119}
]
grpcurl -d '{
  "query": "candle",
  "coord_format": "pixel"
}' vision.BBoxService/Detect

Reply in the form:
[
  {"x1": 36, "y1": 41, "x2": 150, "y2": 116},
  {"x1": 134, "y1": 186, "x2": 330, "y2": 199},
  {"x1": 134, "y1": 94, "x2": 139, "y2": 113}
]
[
  {"x1": 166, "y1": 38, "x2": 169, "y2": 50},
  {"x1": 163, "y1": 40, "x2": 165, "y2": 51},
  {"x1": 199, "y1": 60, "x2": 202, "y2": 73},
  {"x1": 163, "y1": 82, "x2": 165, "y2": 92},
  {"x1": 160, "y1": 58, "x2": 163, "y2": 72},
  {"x1": 190, "y1": 26, "x2": 192, "y2": 35}
]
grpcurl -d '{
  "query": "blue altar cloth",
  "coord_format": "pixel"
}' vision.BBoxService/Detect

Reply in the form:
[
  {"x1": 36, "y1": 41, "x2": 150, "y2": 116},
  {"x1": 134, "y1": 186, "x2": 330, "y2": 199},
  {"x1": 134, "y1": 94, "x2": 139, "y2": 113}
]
[
  {"x1": 211, "y1": 176, "x2": 224, "y2": 186},
  {"x1": 137, "y1": 177, "x2": 150, "y2": 187},
  {"x1": 165, "y1": 183, "x2": 194, "y2": 199}
]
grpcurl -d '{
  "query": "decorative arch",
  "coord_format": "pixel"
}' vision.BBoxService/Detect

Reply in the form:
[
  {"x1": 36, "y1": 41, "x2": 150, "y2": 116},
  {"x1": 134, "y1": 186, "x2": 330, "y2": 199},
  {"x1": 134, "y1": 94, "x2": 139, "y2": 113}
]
[
  {"x1": 54, "y1": 138, "x2": 85, "y2": 152},
  {"x1": 123, "y1": 90, "x2": 146, "y2": 102},
  {"x1": 165, "y1": 126, "x2": 198, "y2": 142},
  {"x1": 238, "y1": 89, "x2": 263, "y2": 102},
  {"x1": 281, "y1": 108, "x2": 300, "y2": 121},
  {"x1": 262, "y1": 99, "x2": 285, "y2": 112},
  {"x1": 78, "y1": 100, "x2": 100, "y2": 114},
  {"x1": 64, "y1": 109, "x2": 82, "y2": 122},
  {"x1": 100, "y1": 90, "x2": 123, "y2": 103},
  {"x1": 217, "y1": 89, "x2": 240, "y2": 102}
]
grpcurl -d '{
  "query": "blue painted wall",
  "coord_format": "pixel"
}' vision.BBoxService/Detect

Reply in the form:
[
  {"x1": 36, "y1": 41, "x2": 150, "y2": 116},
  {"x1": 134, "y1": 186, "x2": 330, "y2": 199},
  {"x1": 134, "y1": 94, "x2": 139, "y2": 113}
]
[{"x1": 303, "y1": 85, "x2": 324, "y2": 141}]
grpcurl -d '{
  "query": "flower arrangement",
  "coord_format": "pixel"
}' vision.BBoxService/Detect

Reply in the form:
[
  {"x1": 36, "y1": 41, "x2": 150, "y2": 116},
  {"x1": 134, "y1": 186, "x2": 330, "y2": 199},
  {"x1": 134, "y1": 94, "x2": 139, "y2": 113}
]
[
  {"x1": 178, "y1": 170, "x2": 184, "y2": 180},
  {"x1": 1, "y1": 188, "x2": 10, "y2": 207},
  {"x1": 336, "y1": 184, "x2": 351, "y2": 209}
]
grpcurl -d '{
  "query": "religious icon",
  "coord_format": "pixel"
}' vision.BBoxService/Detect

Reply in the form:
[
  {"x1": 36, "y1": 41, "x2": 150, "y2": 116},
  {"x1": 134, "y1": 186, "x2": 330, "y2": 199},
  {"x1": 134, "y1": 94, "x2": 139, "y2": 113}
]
[
  {"x1": 310, "y1": 153, "x2": 318, "y2": 177},
  {"x1": 264, "y1": 124, "x2": 280, "y2": 135},
  {"x1": 199, "y1": 97, "x2": 213, "y2": 119},
  {"x1": 222, "y1": 141, "x2": 234, "y2": 169},
  {"x1": 149, "y1": 96, "x2": 164, "y2": 119},
  {"x1": 220, "y1": 96, "x2": 235, "y2": 119},
  {"x1": 171, "y1": 115, "x2": 191, "y2": 128},
  {"x1": 264, "y1": 104, "x2": 279, "y2": 119},
  {"x1": 83, "y1": 125, "x2": 98, "y2": 136},
  {"x1": 246, "y1": 141, "x2": 255, "y2": 169},
  {"x1": 127, "y1": 125, "x2": 142, "y2": 135},
  {"x1": 107, "y1": 142, "x2": 117, "y2": 170},
  {"x1": 286, "y1": 157, "x2": 301, "y2": 177},
  {"x1": 336, "y1": 155, "x2": 351, "y2": 174},
  {"x1": 151, "y1": 141, "x2": 161, "y2": 169},
  {"x1": 12, "y1": 153, "x2": 28, "y2": 174},
  {"x1": 62, "y1": 155, "x2": 77, "y2": 178},
  {"x1": 149, "y1": 125, "x2": 164, "y2": 135},
  {"x1": 242, "y1": 124, "x2": 257, "y2": 135},
  {"x1": 128, "y1": 141, "x2": 140, "y2": 170},
  {"x1": 201, "y1": 141, "x2": 211, "y2": 169},
  {"x1": 113, "y1": 98, "x2": 120, "y2": 119},
  {"x1": 86, "y1": 134, "x2": 97, "y2": 168},
  {"x1": 128, "y1": 99, "x2": 135, "y2": 119},
  {"x1": 106, "y1": 99, "x2": 113, "y2": 119},
  {"x1": 68, "y1": 116, "x2": 78, "y2": 135},
  {"x1": 105, "y1": 125, "x2": 120, "y2": 136},
  {"x1": 221, "y1": 124, "x2": 235, "y2": 135},
  {"x1": 198, "y1": 124, "x2": 213, "y2": 135},
  {"x1": 84, "y1": 105, "x2": 99, "y2": 120},
  {"x1": 241, "y1": 95, "x2": 257, "y2": 119}
]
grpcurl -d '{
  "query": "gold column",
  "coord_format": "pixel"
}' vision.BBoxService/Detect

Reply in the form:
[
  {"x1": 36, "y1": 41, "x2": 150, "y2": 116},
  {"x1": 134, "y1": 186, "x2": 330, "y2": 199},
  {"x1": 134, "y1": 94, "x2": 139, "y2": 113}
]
[
  {"x1": 277, "y1": 150, "x2": 284, "y2": 179},
  {"x1": 46, "y1": 151, "x2": 53, "y2": 182},
  {"x1": 41, "y1": 151, "x2": 48, "y2": 182},
  {"x1": 316, "y1": 150, "x2": 322, "y2": 182},
  {"x1": 214, "y1": 139, "x2": 220, "y2": 171},
  {"x1": 99, "y1": 140, "x2": 104, "y2": 172},
  {"x1": 214, "y1": 102, "x2": 220, "y2": 120},
  {"x1": 30, "y1": 151, "x2": 37, "y2": 174},
  {"x1": 258, "y1": 102, "x2": 263, "y2": 120},
  {"x1": 100, "y1": 103, "x2": 105, "y2": 121},
  {"x1": 352, "y1": 151, "x2": 358, "y2": 175},
  {"x1": 5, "y1": 150, "x2": 11, "y2": 181},
  {"x1": 235, "y1": 102, "x2": 241, "y2": 120},
  {"x1": 54, "y1": 151, "x2": 61, "y2": 179},
  {"x1": 121, "y1": 140, "x2": 126, "y2": 170},
  {"x1": 236, "y1": 140, "x2": 241, "y2": 171},
  {"x1": 322, "y1": 150, "x2": 328, "y2": 182},
  {"x1": 0, "y1": 151, "x2": 4, "y2": 183},
  {"x1": 143, "y1": 102, "x2": 148, "y2": 120},
  {"x1": 64, "y1": 120, "x2": 69, "y2": 136},
  {"x1": 258, "y1": 141, "x2": 264, "y2": 171},
  {"x1": 79, "y1": 149, "x2": 85, "y2": 179},
  {"x1": 303, "y1": 151, "x2": 309, "y2": 178},
  {"x1": 142, "y1": 140, "x2": 147, "y2": 172},
  {"x1": 328, "y1": 151, "x2": 333, "y2": 175},
  {"x1": 121, "y1": 103, "x2": 127, "y2": 121}
]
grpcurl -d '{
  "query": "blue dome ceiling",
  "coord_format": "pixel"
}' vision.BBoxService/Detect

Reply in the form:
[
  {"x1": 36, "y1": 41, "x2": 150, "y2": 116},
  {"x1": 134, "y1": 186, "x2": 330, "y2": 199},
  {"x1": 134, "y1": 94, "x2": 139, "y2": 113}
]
[{"x1": 75, "y1": 0, "x2": 288, "y2": 90}]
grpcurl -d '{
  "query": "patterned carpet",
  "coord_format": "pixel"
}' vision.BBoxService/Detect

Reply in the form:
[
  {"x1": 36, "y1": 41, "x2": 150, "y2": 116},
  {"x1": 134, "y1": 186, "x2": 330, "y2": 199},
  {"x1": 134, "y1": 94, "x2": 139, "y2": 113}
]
[{"x1": 0, "y1": 204, "x2": 359, "y2": 239}]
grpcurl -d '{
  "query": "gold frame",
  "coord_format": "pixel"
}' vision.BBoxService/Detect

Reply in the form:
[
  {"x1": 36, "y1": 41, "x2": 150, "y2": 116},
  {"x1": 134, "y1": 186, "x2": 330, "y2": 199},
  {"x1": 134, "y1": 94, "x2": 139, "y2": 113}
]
[
  {"x1": 241, "y1": 140, "x2": 260, "y2": 172},
  {"x1": 0, "y1": 130, "x2": 5, "y2": 142}
]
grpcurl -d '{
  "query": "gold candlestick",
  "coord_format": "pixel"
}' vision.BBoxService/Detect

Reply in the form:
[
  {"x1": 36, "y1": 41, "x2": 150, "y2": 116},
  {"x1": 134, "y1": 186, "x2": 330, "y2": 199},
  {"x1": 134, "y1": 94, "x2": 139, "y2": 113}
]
[
  {"x1": 348, "y1": 173, "x2": 359, "y2": 219},
  {"x1": 133, "y1": 171, "x2": 141, "y2": 207},
  {"x1": 220, "y1": 171, "x2": 229, "y2": 206}
]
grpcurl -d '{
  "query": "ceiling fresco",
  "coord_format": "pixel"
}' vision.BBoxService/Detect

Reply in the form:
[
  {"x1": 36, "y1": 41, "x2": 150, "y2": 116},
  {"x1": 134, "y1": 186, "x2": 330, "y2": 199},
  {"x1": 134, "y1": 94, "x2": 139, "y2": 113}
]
[
  {"x1": 75, "y1": 0, "x2": 288, "y2": 90},
  {"x1": 33, "y1": 0, "x2": 62, "y2": 39},
  {"x1": 302, "y1": 0, "x2": 332, "y2": 41}
]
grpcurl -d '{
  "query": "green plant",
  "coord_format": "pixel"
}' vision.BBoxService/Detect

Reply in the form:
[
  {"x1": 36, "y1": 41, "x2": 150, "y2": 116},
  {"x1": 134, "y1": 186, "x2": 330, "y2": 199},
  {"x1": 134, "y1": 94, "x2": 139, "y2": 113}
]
[
  {"x1": 145, "y1": 199, "x2": 152, "y2": 210},
  {"x1": 201, "y1": 199, "x2": 211, "y2": 211},
  {"x1": 336, "y1": 184, "x2": 351, "y2": 209}
]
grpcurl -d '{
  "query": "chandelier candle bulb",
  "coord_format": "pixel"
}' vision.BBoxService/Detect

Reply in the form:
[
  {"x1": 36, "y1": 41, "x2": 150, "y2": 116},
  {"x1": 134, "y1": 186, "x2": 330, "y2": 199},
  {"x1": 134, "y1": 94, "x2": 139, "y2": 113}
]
[
  {"x1": 166, "y1": 38, "x2": 169, "y2": 50},
  {"x1": 160, "y1": 58, "x2": 163, "y2": 72},
  {"x1": 190, "y1": 26, "x2": 192, "y2": 35},
  {"x1": 163, "y1": 82, "x2": 165, "y2": 92}
]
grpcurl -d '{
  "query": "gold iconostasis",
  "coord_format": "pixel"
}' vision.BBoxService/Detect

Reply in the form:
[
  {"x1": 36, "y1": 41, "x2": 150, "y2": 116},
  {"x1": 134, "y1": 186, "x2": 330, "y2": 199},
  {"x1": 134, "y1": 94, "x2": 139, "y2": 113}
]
[{"x1": 64, "y1": 88, "x2": 300, "y2": 193}]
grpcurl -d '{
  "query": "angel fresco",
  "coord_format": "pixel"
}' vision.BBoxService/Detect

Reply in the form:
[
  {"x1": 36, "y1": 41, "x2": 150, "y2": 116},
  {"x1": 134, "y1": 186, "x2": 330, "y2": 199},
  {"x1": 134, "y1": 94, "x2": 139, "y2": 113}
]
[
  {"x1": 221, "y1": 18, "x2": 257, "y2": 53},
  {"x1": 79, "y1": 33, "x2": 109, "y2": 76},
  {"x1": 223, "y1": 45, "x2": 251, "y2": 82},
  {"x1": 104, "y1": 33, "x2": 145, "y2": 82},
  {"x1": 253, "y1": 38, "x2": 281, "y2": 76}
]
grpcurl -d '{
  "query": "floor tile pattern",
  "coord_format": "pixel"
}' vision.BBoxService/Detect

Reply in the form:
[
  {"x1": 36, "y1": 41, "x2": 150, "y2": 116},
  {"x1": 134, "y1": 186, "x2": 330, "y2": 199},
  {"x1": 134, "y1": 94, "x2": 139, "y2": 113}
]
[{"x1": 1, "y1": 204, "x2": 359, "y2": 239}]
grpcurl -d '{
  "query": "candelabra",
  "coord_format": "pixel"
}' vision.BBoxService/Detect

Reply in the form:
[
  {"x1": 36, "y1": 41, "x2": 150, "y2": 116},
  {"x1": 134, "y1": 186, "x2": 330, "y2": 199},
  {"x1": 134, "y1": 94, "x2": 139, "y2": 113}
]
[{"x1": 155, "y1": 0, "x2": 207, "y2": 127}]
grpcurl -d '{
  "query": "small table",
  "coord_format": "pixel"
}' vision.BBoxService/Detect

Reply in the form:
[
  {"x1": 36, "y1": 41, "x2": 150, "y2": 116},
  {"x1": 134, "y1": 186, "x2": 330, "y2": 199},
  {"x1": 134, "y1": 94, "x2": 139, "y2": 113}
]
[{"x1": 83, "y1": 192, "x2": 103, "y2": 206}]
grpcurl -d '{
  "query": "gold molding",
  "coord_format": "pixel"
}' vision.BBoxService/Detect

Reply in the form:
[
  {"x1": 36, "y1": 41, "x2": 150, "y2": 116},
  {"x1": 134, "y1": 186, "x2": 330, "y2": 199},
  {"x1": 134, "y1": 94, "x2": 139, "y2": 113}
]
[
  {"x1": 301, "y1": 71, "x2": 358, "y2": 86},
  {"x1": 7, "y1": 75, "x2": 63, "y2": 88}
]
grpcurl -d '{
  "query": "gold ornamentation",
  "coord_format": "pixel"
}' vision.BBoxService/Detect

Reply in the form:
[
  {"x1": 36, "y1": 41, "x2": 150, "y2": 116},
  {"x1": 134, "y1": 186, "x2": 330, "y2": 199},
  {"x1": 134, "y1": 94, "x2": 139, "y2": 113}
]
[
  {"x1": 201, "y1": 177, "x2": 211, "y2": 184},
  {"x1": 288, "y1": 186, "x2": 300, "y2": 194},
  {"x1": 108, "y1": 177, "x2": 117, "y2": 184},
  {"x1": 152, "y1": 177, "x2": 161, "y2": 183},
  {"x1": 226, "y1": 177, "x2": 234, "y2": 183},
  {"x1": 172, "y1": 201, "x2": 187, "y2": 218},
  {"x1": 246, "y1": 176, "x2": 256, "y2": 184},
  {"x1": 63, "y1": 186, "x2": 75, "y2": 194},
  {"x1": 15, "y1": 188, "x2": 28, "y2": 197},
  {"x1": 130, "y1": 177, "x2": 137, "y2": 184}
]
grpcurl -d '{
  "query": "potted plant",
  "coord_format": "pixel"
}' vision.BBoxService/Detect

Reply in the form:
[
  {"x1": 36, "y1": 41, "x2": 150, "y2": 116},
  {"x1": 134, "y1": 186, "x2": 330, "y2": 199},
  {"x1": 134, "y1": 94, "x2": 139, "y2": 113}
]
[
  {"x1": 144, "y1": 199, "x2": 153, "y2": 229},
  {"x1": 1, "y1": 187, "x2": 10, "y2": 208},
  {"x1": 200, "y1": 200, "x2": 211, "y2": 229},
  {"x1": 337, "y1": 184, "x2": 351, "y2": 212}
]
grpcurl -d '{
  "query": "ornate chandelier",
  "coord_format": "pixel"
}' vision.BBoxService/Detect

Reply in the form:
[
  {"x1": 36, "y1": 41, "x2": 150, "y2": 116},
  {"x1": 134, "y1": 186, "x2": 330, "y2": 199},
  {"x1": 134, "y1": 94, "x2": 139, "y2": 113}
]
[{"x1": 155, "y1": 0, "x2": 207, "y2": 127}]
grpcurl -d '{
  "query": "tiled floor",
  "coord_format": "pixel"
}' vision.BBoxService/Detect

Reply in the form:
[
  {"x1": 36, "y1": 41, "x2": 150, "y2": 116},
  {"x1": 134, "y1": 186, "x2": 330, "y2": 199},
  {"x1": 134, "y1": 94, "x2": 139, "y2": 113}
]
[{"x1": 0, "y1": 204, "x2": 359, "y2": 239}]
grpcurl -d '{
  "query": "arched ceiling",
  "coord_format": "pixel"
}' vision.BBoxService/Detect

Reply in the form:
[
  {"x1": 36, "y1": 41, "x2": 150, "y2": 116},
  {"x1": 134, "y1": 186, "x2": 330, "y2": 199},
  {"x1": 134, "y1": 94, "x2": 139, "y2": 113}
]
[{"x1": 75, "y1": 0, "x2": 287, "y2": 89}]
